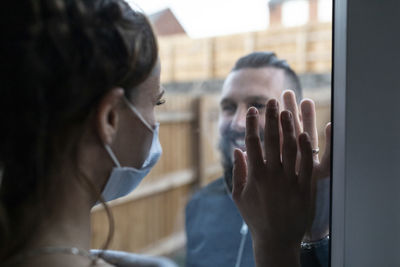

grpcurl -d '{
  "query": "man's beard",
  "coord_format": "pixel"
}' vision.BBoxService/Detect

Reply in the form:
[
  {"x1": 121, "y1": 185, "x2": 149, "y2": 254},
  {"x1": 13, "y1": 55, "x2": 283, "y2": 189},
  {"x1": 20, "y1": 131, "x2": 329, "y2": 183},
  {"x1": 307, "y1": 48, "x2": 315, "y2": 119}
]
[
  {"x1": 219, "y1": 136, "x2": 235, "y2": 193},
  {"x1": 219, "y1": 127, "x2": 264, "y2": 193}
]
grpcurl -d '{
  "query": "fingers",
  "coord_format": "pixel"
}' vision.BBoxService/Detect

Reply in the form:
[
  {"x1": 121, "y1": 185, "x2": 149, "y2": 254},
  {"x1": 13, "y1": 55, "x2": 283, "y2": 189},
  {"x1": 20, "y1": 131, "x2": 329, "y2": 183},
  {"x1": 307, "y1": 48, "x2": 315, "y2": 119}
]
[
  {"x1": 232, "y1": 149, "x2": 248, "y2": 200},
  {"x1": 300, "y1": 99, "x2": 319, "y2": 161},
  {"x1": 281, "y1": 110, "x2": 297, "y2": 179},
  {"x1": 298, "y1": 133, "x2": 313, "y2": 195},
  {"x1": 319, "y1": 123, "x2": 332, "y2": 177},
  {"x1": 264, "y1": 99, "x2": 281, "y2": 168},
  {"x1": 245, "y1": 107, "x2": 264, "y2": 169},
  {"x1": 282, "y1": 90, "x2": 302, "y2": 137}
]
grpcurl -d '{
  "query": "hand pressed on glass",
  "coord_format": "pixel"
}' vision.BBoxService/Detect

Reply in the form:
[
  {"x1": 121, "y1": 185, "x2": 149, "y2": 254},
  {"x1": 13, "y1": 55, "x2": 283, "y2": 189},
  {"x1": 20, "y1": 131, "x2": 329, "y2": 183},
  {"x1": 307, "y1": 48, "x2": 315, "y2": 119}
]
[
  {"x1": 282, "y1": 90, "x2": 331, "y2": 181},
  {"x1": 282, "y1": 90, "x2": 331, "y2": 241},
  {"x1": 232, "y1": 99, "x2": 314, "y2": 267}
]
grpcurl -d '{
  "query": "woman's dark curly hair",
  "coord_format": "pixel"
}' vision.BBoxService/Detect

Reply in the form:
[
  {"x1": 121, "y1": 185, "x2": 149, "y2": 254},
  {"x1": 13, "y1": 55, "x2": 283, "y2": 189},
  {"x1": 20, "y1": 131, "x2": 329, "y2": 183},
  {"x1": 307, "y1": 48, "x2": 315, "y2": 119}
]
[{"x1": 0, "y1": 0, "x2": 158, "y2": 260}]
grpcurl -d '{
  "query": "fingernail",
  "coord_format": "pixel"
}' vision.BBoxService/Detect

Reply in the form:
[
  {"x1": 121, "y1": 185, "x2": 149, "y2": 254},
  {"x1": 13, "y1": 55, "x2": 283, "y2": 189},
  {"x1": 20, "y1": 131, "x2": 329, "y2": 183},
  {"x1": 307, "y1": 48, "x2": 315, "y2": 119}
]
[
  {"x1": 300, "y1": 132, "x2": 310, "y2": 143},
  {"x1": 282, "y1": 110, "x2": 292, "y2": 120},
  {"x1": 283, "y1": 89, "x2": 294, "y2": 99},
  {"x1": 247, "y1": 107, "x2": 258, "y2": 116},
  {"x1": 233, "y1": 149, "x2": 242, "y2": 163},
  {"x1": 268, "y1": 98, "x2": 278, "y2": 108}
]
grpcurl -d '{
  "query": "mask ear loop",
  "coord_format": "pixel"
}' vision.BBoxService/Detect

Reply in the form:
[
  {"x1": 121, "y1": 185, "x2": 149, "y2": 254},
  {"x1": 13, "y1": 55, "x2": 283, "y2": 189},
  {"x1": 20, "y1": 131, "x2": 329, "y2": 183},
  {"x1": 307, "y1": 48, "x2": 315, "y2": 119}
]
[
  {"x1": 104, "y1": 145, "x2": 121, "y2": 168},
  {"x1": 122, "y1": 97, "x2": 154, "y2": 132},
  {"x1": 103, "y1": 97, "x2": 156, "y2": 168}
]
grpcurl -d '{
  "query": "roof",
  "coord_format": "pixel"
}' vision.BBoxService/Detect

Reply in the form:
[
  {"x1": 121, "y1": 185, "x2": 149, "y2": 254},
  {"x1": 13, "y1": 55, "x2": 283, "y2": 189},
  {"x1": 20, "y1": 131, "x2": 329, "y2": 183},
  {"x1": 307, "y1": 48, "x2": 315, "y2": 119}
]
[
  {"x1": 148, "y1": 9, "x2": 165, "y2": 23},
  {"x1": 148, "y1": 8, "x2": 186, "y2": 36}
]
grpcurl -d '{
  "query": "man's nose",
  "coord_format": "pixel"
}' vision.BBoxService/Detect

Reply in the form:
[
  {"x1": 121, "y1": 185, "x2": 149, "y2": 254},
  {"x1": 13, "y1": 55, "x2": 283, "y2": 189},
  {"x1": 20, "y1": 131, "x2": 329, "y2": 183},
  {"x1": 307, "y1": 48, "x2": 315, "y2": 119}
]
[{"x1": 231, "y1": 107, "x2": 247, "y2": 132}]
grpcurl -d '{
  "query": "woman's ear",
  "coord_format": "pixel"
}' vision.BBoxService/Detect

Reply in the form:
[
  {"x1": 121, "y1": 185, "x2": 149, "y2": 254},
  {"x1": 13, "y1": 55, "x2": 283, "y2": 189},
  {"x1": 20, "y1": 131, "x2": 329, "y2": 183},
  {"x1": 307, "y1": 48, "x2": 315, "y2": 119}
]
[{"x1": 96, "y1": 88, "x2": 125, "y2": 145}]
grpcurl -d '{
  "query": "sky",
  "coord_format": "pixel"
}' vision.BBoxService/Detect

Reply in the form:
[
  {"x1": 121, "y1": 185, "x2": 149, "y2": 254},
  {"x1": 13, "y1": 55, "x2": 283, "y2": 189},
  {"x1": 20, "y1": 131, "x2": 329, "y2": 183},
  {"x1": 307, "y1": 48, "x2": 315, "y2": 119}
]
[{"x1": 125, "y1": 0, "x2": 270, "y2": 38}]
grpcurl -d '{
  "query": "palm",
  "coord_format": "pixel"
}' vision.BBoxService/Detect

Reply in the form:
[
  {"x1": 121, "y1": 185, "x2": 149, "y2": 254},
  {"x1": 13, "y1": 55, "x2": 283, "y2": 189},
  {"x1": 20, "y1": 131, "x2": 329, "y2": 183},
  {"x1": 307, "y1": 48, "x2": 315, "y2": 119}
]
[{"x1": 232, "y1": 101, "x2": 314, "y2": 258}]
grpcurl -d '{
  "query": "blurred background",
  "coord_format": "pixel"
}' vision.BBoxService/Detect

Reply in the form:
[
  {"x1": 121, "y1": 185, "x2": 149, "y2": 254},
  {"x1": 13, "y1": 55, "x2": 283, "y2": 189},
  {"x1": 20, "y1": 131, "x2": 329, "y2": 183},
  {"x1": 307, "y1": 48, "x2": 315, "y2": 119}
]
[{"x1": 91, "y1": 0, "x2": 332, "y2": 265}]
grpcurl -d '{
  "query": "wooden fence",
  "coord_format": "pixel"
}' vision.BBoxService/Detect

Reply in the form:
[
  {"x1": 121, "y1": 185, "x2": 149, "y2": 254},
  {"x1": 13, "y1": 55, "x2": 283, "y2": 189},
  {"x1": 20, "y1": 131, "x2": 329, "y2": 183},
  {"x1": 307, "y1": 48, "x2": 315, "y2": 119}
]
[
  {"x1": 91, "y1": 20, "x2": 332, "y2": 258},
  {"x1": 158, "y1": 22, "x2": 332, "y2": 83},
  {"x1": 90, "y1": 90, "x2": 331, "y2": 256}
]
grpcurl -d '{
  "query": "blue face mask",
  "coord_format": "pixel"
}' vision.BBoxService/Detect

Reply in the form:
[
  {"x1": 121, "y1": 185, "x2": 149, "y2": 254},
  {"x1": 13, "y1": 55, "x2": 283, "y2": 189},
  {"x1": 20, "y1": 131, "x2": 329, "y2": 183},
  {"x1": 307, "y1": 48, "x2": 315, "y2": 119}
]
[{"x1": 101, "y1": 98, "x2": 162, "y2": 202}]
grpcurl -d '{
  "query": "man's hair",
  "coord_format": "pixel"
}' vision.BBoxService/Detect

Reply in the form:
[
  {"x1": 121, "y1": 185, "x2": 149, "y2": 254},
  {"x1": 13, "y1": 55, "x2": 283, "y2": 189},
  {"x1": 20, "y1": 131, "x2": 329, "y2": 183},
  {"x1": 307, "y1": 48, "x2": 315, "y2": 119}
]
[{"x1": 231, "y1": 51, "x2": 302, "y2": 102}]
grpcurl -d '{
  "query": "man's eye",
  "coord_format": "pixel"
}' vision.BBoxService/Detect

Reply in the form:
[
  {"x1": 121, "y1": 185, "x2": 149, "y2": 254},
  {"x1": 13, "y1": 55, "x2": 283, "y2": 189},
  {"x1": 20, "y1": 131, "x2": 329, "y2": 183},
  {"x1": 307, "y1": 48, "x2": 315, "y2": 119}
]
[
  {"x1": 221, "y1": 104, "x2": 236, "y2": 113},
  {"x1": 156, "y1": 99, "x2": 166, "y2": 106},
  {"x1": 250, "y1": 103, "x2": 266, "y2": 110}
]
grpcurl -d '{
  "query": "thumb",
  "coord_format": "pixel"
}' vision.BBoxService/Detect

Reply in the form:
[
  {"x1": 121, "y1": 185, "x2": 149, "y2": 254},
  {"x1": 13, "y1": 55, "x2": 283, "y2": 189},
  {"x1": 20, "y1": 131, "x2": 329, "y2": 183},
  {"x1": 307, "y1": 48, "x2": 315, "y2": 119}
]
[{"x1": 232, "y1": 149, "x2": 247, "y2": 201}]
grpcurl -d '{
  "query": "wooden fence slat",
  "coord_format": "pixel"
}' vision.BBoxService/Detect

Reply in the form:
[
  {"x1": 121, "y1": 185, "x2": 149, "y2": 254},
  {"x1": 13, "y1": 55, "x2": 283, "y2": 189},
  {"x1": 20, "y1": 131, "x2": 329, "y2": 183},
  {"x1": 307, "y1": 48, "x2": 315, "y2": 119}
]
[
  {"x1": 159, "y1": 22, "x2": 332, "y2": 83},
  {"x1": 92, "y1": 169, "x2": 196, "y2": 211}
]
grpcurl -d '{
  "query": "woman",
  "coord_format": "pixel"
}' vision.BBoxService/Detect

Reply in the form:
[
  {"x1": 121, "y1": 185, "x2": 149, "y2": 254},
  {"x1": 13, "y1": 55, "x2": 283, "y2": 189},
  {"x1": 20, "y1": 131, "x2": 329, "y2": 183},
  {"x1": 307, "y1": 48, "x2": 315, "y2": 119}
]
[{"x1": 0, "y1": 0, "x2": 314, "y2": 266}]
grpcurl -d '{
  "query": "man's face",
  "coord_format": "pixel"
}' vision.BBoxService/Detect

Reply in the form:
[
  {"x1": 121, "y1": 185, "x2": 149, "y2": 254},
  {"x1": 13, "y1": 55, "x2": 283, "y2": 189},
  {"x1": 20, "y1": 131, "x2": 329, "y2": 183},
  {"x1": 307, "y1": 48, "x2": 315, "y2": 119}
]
[{"x1": 218, "y1": 67, "x2": 286, "y2": 190}]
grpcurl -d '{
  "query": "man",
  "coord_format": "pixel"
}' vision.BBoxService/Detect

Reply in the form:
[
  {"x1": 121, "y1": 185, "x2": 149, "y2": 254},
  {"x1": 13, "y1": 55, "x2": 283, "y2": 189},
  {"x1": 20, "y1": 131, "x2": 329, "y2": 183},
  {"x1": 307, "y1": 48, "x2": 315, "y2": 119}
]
[{"x1": 185, "y1": 52, "x2": 330, "y2": 267}]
